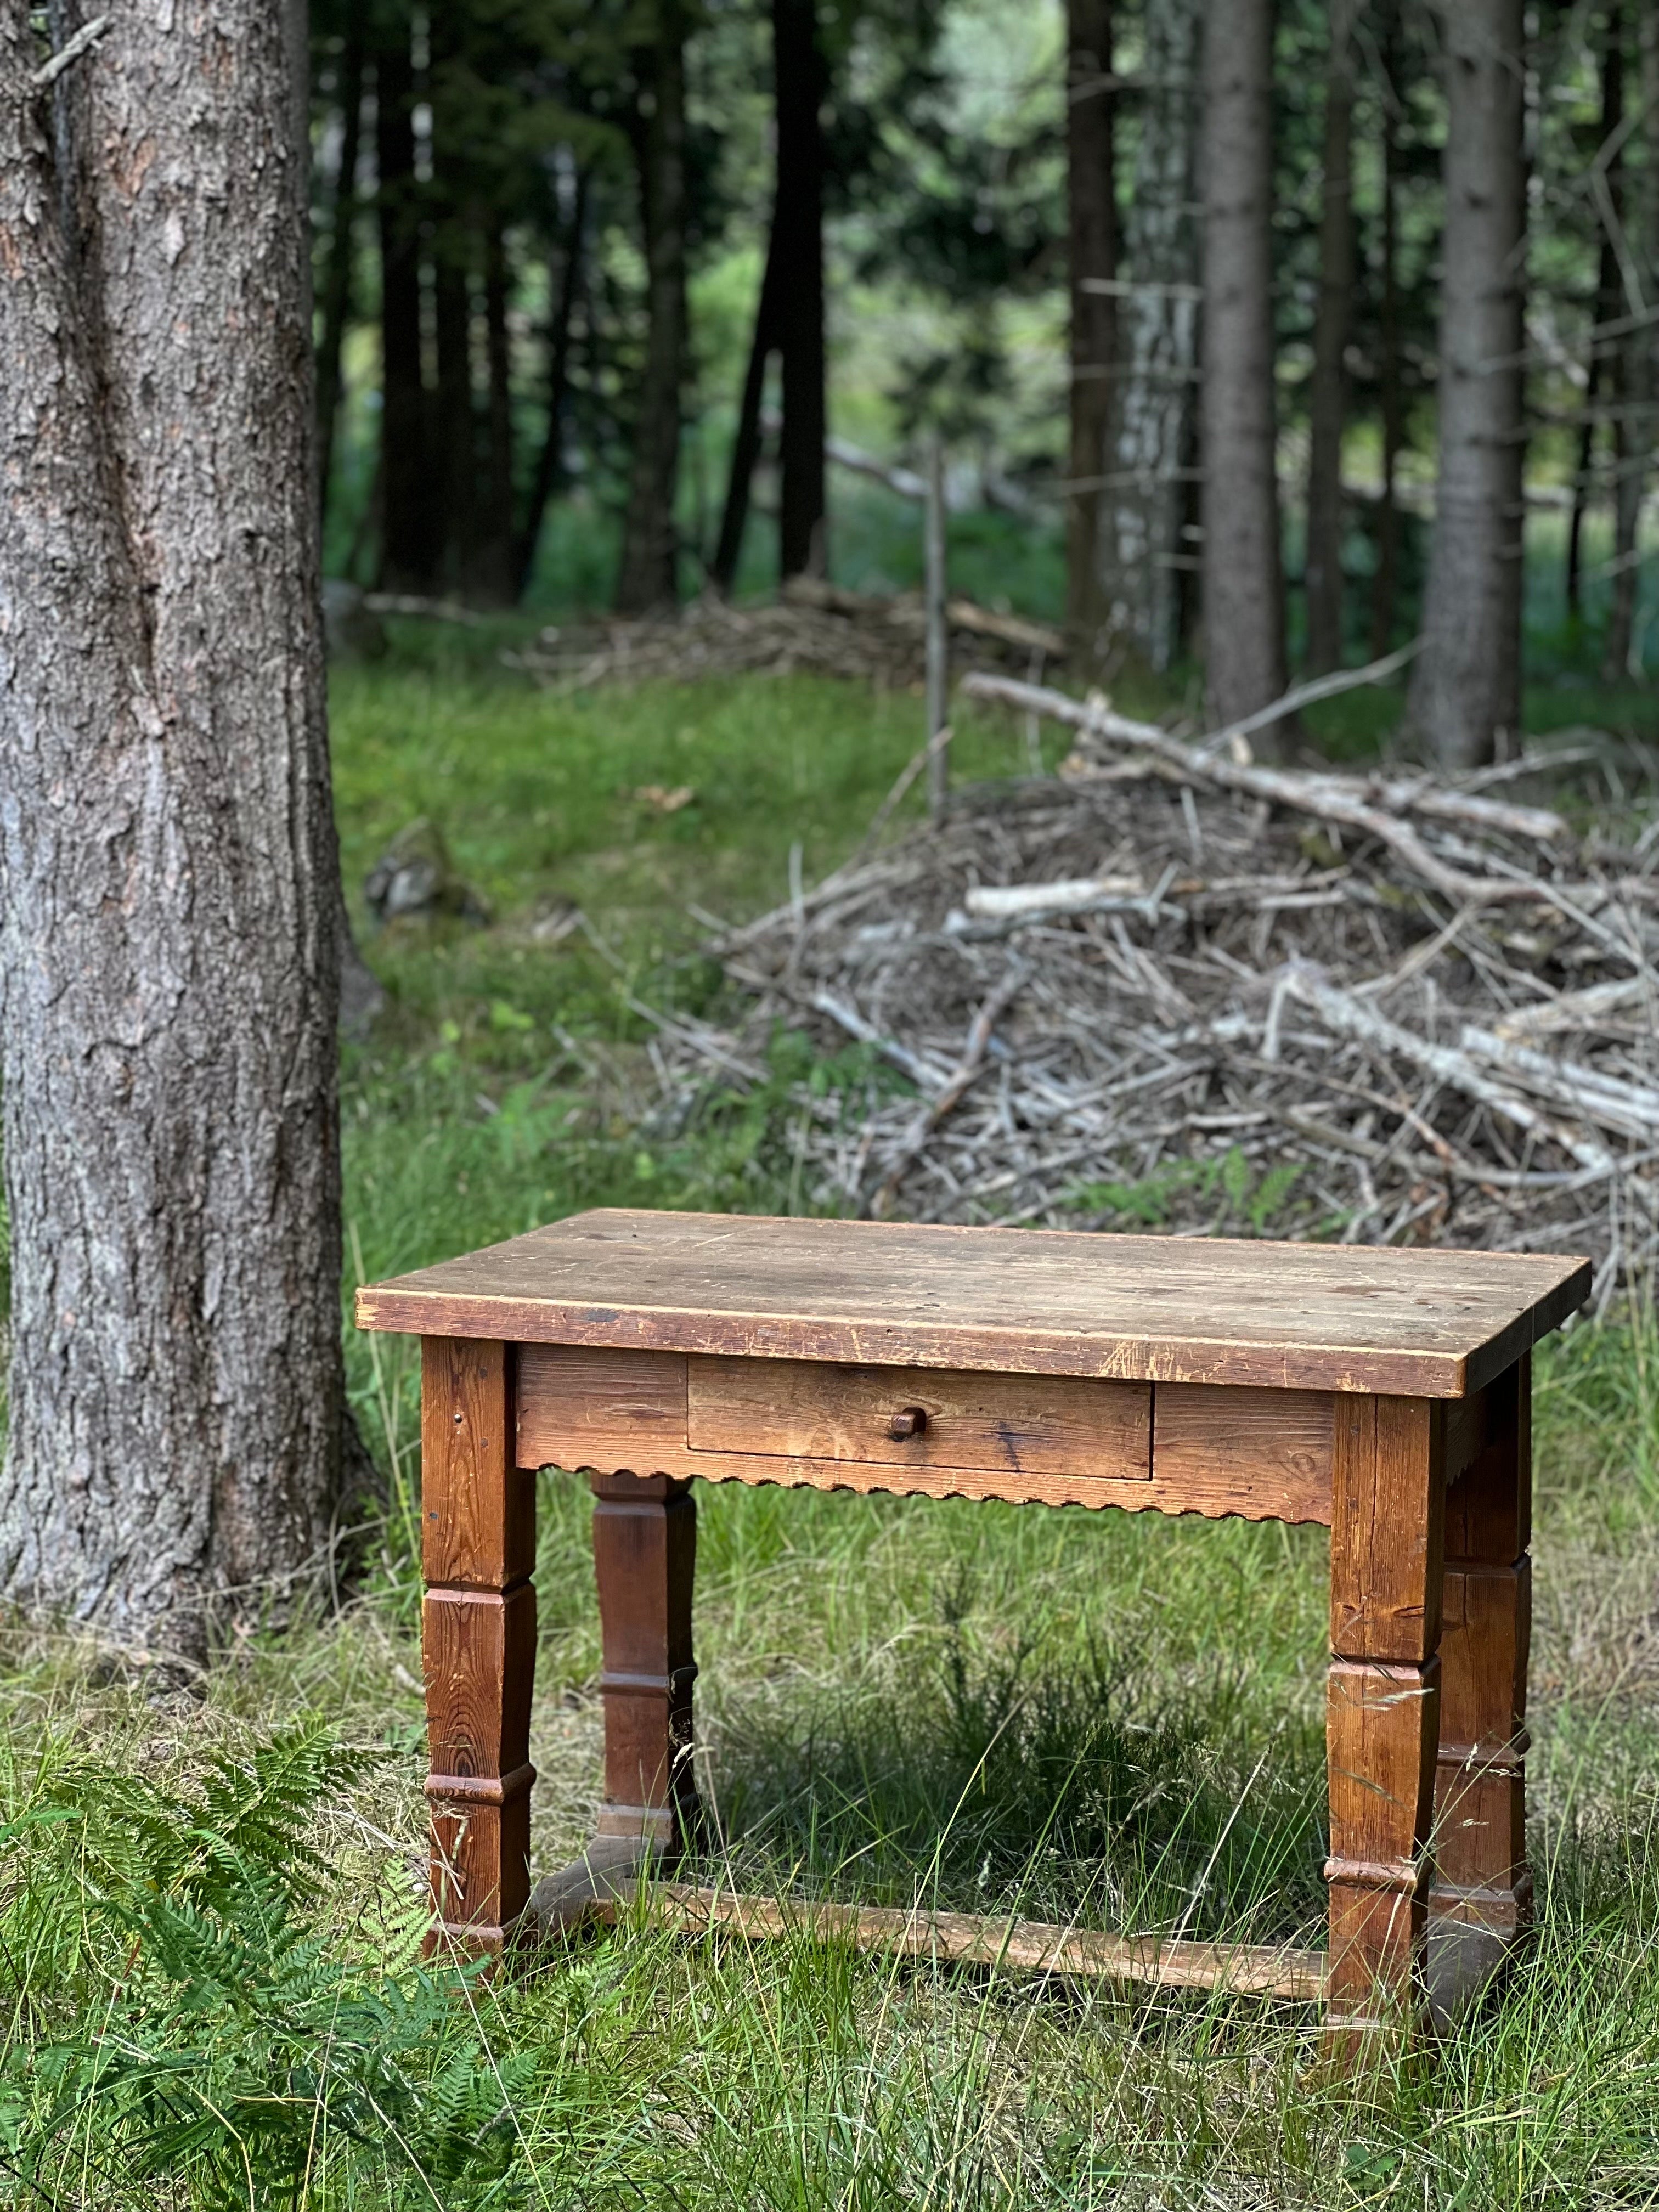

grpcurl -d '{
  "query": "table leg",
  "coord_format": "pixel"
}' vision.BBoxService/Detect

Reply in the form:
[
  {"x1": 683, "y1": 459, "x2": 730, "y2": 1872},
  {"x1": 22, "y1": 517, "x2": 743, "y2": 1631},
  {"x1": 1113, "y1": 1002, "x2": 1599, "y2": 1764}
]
[
  {"x1": 1326, "y1": 1393, "x2": 1445, "y2": 2049},
  {"x1": 591, "y1": 1470, "x2": 701, "y2": 1853},
  {"x1": 1428, "y1": 1352, "x2": 1532, "y2": 2017},
  {"x1": 420, "y1": 1336, "x2": 537, "y2": 1951}
]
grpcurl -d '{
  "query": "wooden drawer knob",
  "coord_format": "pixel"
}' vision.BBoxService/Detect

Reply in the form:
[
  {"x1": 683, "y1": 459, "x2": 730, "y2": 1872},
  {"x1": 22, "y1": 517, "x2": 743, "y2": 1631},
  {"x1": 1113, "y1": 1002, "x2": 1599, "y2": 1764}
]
[{"x1": 888, "y1": 1407, "x2": 929, "y2": 1441}]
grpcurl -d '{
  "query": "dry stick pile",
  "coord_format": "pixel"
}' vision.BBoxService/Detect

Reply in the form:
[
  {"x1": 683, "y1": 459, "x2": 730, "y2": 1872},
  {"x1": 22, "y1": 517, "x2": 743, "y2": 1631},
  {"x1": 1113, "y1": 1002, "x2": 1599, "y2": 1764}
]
[
  {"x1": 503, "y1": 578, "x2": 1065, "y2": 692},
  {"x1": 641, "y1": 665, "x2": 1659, "y2": 1296}
]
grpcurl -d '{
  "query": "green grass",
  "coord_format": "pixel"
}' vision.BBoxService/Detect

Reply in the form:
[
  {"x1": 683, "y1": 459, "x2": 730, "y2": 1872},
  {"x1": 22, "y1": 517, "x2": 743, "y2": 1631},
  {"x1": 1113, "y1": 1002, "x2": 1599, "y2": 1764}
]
[{"x1": 4, "y1": 637, "x2": 1659, "y2": 2205}]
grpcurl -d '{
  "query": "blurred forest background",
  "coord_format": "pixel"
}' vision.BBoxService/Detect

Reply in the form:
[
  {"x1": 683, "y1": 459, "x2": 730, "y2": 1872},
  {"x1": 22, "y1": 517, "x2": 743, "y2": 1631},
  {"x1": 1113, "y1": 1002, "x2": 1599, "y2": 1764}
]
[{"x1": 306, "y1": 0, "x2": 1658, "y2": 756}]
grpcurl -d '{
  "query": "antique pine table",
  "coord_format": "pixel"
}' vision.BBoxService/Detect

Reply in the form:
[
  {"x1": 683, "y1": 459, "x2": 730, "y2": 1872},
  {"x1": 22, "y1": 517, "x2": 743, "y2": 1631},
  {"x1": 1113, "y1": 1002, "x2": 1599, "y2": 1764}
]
[{"x1": 357, "y1": 1207, "x2": 1589, "y2": 2036}]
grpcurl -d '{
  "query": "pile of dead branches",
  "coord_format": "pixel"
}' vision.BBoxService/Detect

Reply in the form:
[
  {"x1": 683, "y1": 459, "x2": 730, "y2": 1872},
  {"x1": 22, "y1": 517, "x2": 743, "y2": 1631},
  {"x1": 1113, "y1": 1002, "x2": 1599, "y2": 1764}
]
[
  {"x1": 503, "y1": 579, "x2": 1064, "y2": 693},
  {"x1": 640, "y1": 667, "x2": 1659, "y2": 1291}
]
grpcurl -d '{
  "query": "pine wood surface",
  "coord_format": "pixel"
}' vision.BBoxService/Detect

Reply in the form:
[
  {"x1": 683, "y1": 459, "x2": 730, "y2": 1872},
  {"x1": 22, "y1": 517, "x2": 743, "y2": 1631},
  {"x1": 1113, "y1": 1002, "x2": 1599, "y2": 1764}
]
[
  {"x1": 358, "y1": 1208, "x2": 1589, "y2": 1397},
  {"x1": 514, "y1": 1345, "x2": 1336, "y2": 1521}
]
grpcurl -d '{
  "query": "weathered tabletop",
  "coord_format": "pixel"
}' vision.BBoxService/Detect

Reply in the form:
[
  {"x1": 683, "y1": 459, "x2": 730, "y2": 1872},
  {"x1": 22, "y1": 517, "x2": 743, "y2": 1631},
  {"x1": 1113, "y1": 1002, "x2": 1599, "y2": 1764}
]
[{"x1": 356, "y1": 1206, "x2": 1589, "y2": 1397}]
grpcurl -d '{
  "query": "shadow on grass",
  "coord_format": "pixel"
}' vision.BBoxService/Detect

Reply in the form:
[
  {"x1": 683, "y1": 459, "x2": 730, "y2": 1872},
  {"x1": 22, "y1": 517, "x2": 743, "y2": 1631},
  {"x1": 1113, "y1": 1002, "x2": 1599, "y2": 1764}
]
[{"x1": 700, "y1": 1603, "x2": 1329, "y2": 1950}]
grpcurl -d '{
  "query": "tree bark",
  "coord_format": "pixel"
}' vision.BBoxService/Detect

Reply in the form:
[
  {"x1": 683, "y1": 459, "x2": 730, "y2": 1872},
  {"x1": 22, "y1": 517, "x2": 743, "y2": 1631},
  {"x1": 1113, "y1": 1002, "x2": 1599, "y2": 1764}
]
[
  {"x1": 615, "y1": 0, "x2": 689, "y2": 614},
  {"x1": 515, "y1": 167, "x2": 590, "y2": 601},
  {"x1": 1604, "y1": 5, "x2": 1654, "y2": 680},
  {"x1": 1066, "y1": 0, "x2": 1116, "y2": 656},
  {"x1": 0, "y1": 0, "x2": 349, "y2": 1656},
  {"x1": 774, "y1": 0, "x2": 827, "y2": 580},
  {"x1": 710, "y1": 226, "x2": 781, "y2": 596},
  {"x1": 472, "y1": 215, "x2": 516, "y2": 604},
  {"x1": 1096, "y1": 0, "x2": 1201, "y2": 676},
  {"x1": 315, "y1": 0, "x2": 365, "y2": 524},
  {"x1": 1304, "y1": 0, "x2": 1358, "y2": 675},
  {"x1": 374, "y1": 9, "x2": 432, "y2": 590},
  {"x1": 1406, "y1": 0, "x2": 1527, "y2": 771},
  {"x1": 1199, "y1": 0, "x2": 1290, "y2": 751}
]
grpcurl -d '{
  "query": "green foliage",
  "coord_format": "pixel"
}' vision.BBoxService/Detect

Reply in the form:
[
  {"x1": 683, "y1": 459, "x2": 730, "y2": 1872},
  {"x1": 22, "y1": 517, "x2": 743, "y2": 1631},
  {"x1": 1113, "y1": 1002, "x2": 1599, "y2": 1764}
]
[{"x1": 1068, "y1": 1146, "x2": 1306, "y2": 1236}]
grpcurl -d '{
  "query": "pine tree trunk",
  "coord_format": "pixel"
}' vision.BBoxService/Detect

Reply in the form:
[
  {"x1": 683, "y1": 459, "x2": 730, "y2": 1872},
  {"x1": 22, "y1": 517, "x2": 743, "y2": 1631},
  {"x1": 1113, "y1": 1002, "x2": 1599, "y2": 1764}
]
[
  {"x1": 1066, "y1": 0, "x2": 1116, "y2": 654},
  {"x1": 0, "y1": 0, "x2": 349, "y2": 1657},
  {"x1": 711, "y1": 228, "x2": 781, "y2": 595},
  {"x1": 515, "y1": 170, "x2": 590, "y2": 601},
  {"x1": 1304, "y1": 0, "x2": 1357, "y2": 676},
  {"x1": 775, "y1": 0, "x2": 828, "y2": 580},
  {"x1": 472, "y1": 216, "x2": 516, "y2": 604},
  {"x1": 432, "y1": 225, "x2": 476, "y2": 589},
  {"x1": 1371, "y1": 7, "x2": 1405, "y2": 661},
  {"x1": 315, "y1": 3, "x2": 365, "y2": 524},
  {"x1": 375, "y1": 10, "x2": 432, "y2": 590},
  {"x1": 1096, "y1": 0, "x2": 1201, "y2": 675},
  {"x1": 1567, "y1": 18, "x2": 1622, "y2": 625},
  {"x1": 1604, "y1": 6, "x2": 1654, "y2": 680},
  {"x1": 1407, "y1": 0, "x2": 1526, "y2": 771},
  {"x1": 616, "y1": 0, "x2": 689, "y2": 614},
  {"x1": 1199, "y1": 0, "x2": 1289, "y2": 750}
]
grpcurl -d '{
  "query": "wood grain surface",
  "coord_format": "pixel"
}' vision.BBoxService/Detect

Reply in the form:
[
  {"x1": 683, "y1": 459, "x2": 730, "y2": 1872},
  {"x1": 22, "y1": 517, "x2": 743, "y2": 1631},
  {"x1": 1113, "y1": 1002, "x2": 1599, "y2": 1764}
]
[
  {"x1": 358, "y1": 1209, "x2": 1589, "y2": 1397},
  {"x1": 686, "y1": 1355, "x2": 1151, "y2": 1480},
  {"x1": 513, "y1": 1344, "x2": 1336, "y2": 1521}
]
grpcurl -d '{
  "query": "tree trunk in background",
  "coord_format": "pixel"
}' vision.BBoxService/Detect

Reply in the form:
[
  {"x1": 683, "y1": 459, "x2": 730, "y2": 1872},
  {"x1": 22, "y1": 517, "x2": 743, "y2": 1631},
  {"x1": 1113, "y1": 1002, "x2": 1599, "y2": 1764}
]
[
  {"x1": 475, "y1": 217, "x2": 516, "y2": 603},
  {"x1": 1605, "y1": 7, "x2": 1656, "y2": 679},
  {"x1": 0, "y1": 0, "x2": 349, "y2": 1656},
  {"x1": 1200, "y1": 0, "x2": 1290, "y2": 751},
  {"x1": 712, "y1": 227, "x2": 781, "y2": 594},
  {"x1": 1371, "y1": 5, "x2": 1405, "y2": 660},
  {"x1": 1096, "y1": 0, "x2": 1201, "y2": 675},
  {"x1": 515, "y1": 169, "x2": 590, "y2": 600},
  {"x1": 1065, "y1": 0, "x2": 1117, "y2": 656},
  {"x1": 1407, "y1": 0, "x2": 1526, "y2": 770},
  {"x1": 616, "y1": 0, "x2": 690, "y2": 613},
  {"x1": 375, "y1": 12, "x2": 432, "y2": 589},
  {"x1": 432, "y1": 224, "x2": 476, "y2": 589},
  {"x1": 1567, "y1": 15, "x2": 1622, "y2": 623},
  {"x1": 315, "y1": 1, "x2": 365, "y2": 524},
  {"x1": 1304, "y1": 0, "x2": 1358, "y2": 675},
  {"x1": 775, "y1": 0, "x2": 828, "y2": 579}
]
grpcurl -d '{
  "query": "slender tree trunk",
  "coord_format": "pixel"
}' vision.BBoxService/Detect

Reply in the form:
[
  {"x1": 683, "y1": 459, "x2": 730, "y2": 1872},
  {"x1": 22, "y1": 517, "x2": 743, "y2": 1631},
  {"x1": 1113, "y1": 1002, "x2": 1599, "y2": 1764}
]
[
  {"x1": 0, "y1": 0, "x2": 349, "y2": 1656},
  {"x1": 1066, "y1": 0, "x2": 1117, "y2": 656},
  {"x1": 1567, "y1": 16, "x2": 1622, "y2": 623},
  {"x1": 774, "y1": 0, "x2": 828, "y2": 579},
  {"x1": 1097, "y1": 0, "x2": 1201, "y2": 675},
  {"x1": 1604, "y1": 5, "x2": 1654, "y2": 679},
  {"x1": 514, "y1": 168, "x2": 590, "y2": 600},
  {"x1": 1371, "y1": 8, "x2": 1405, "y2": 661},
  {"x1": 1407, "y1": 0, "x2": 1527, "y2": 770},
  {"x1": 375, "y1": 12, "x2": 432, "y2": 589},
  {"x1": 711, "y1": 228, "x2": 781, "y2": 595},
  {"x1": 472, "y1": 216, "x2": 515, "y2": 603},
  {"x1": 315, "y1": 2, "x2": 365, "y2": 524},
  {"x1": 1200, "y1": 0, "x2": 1290, "y2": 751},
  {"x1": 616, "y1": 0, "x2": 689, "y2": 614},
  {"x1": 1304, "y1": 0, "x2": 1358, "y2": 674},
  {"x1": 432, "y1": 223, "x2": 476, "y2": 589}
]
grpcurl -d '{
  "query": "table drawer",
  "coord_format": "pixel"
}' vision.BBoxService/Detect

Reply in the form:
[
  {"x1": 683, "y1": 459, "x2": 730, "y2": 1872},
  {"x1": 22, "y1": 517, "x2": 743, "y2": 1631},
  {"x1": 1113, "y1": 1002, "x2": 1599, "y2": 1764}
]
[{"x1": 686, "y1": 1356, "x2": 1151, "y2": 1481}]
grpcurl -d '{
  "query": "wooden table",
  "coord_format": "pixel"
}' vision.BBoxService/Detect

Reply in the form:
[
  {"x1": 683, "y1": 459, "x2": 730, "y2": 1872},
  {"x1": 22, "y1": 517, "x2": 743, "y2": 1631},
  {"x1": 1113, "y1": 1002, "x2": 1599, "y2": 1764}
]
[{"x1": 357, "y1": 1208, "x2": 1589, "y2": 2038}]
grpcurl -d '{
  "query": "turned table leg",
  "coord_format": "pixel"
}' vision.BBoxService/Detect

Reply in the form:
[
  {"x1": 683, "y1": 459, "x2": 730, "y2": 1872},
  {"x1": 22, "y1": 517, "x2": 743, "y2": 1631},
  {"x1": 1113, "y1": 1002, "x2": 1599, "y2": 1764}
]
[
  {"x1": 1325, "y1": 1394, "x2": 1446, "y2": 2049},
  {"x1": 591, "y1": 1470, "x2": 701, "y2": 1853},
  {"x1": 420, "y1": 1336, "x2": 537, "y2": 1950},
  {"x1": 1428, "y1": 1352, "x2": 1532, "y2": 2017}
]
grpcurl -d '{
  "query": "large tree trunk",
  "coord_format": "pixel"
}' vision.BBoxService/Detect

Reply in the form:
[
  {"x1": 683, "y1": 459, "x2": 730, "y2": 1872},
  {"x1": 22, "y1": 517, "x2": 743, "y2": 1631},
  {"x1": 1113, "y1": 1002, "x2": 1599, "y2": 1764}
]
[
  {"x1": 615, "y1": 0, "x2": 689, "y2": 614},
  {"x1": 1605, "y1": 6, "x2": 1656, "y2": 680},
  {"x1": 774, "y1": 0, "x2": 827, "y2": 580},
  {"x1": 374, "y1": 8, "x2": 432, "y2": 590},
  {"x1": 1406, "y1": 0, "x2": 1527, "y2": 771},
  {"x1": 1096, "y1": 0, "x2": 1201, "y2": 675},
  {"x1": 0, "y1": 0, "x2": 349, "y2": 1657},
  {"x1": 1304, "y1": 0, "x2": 1358, "y2": 675},
  {"x1": 1199, "y1": 0, "x2": 1289, "y2": 750},
  {"x1": 1065, "y1": 0, "x2": 1116, "y2": 656},
  {"x1": 315, "y1": 0, "x2": 365, "y2": 524}
]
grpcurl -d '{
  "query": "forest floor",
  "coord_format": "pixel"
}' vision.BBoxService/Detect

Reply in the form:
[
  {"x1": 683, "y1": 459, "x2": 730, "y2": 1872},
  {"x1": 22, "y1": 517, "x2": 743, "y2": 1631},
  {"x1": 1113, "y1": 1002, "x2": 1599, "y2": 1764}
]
[{"x1": 2, "y1": 633, "x2": 1658, "y2": 2207}]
